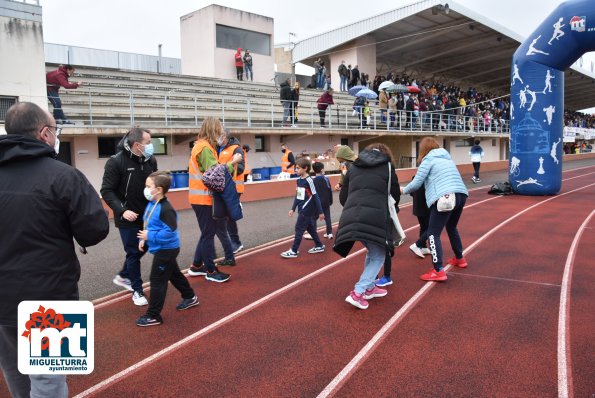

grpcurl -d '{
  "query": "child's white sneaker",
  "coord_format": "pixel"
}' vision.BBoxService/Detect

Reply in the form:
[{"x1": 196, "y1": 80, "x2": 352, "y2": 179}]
[{"x1": 281, "y1": 249, "x2": 298, "y2": 258}]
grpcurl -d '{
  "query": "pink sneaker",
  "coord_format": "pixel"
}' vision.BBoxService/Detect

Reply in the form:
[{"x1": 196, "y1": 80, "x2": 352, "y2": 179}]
[
  {"x1": 345, "y1": 291, "x2": 369, "y2": 309},
  {"x1": 363, "y1": 286, "x2": 388, "y2": 300},
  {"x1": 447, "y1": 257, "x2": 468, "y2": 268}
]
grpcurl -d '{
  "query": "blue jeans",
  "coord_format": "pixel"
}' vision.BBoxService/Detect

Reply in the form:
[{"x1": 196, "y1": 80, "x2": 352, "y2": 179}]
[
  {"x1": 340, "y1": 75, "x2": 347, "y2": 91},
  {"x1": 355, "y1": 242, "x2": 385, "y2": 294},
  {"x1": 118, "y1": 227, "x2": 145, "y2": 292},
  {"x1": 291, "y1": 212, "x2": 322, "y2": 253},
  {"x1": 192, "y1": 204, "x2": 217, "y2": 272},
  {"x1": 317, "y1": 72, "x2": 325, "y2": 88},
  {"x1": 282, "y1": 101, "x2": 292, "y2": 124},
  {"x1": 245, "y1": 64, "x2": 253, "y2": 81},
  {"x1": 47, "y1": 90, "x2": 66, "y2": 121},
  {"x1": 0, "y1": 326, "x2": 68, "y2": 398},
  {"x1": 215, "y1": 219, "x2": 235, "y2": 260},
  {"x1": 427, "y1": 193, "x2": 467, "y2": 271}
]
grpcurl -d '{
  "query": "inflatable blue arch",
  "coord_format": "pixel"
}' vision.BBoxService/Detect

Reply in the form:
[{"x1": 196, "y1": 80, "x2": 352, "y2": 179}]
[{"x1": 510, "y1": 0, "x2": 595, "y2": 195}]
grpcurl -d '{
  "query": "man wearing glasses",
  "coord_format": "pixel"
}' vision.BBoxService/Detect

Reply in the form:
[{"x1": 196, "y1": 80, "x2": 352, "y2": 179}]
[{"x1": 0, "y1": 102, "x2": 109, "y2": 398}]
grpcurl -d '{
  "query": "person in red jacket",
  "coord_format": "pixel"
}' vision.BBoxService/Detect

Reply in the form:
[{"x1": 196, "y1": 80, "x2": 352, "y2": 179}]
[
  {"x1": 46, "y1": 64, "x2": 82, "y2": 124},
  {"x1": 316, "y1": 89, "x2": 334, "y2": 127},
  {"x1": 234, "y1": 48, "x2": 244, "y2": 81}
]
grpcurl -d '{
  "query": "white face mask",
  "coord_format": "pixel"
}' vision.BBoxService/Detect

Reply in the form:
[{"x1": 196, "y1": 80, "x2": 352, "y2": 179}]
[
  {"x1": 143, "y1": 187, "x2": 155, "y2": 201},
  {"x1": 217, "y1": 135, "x2": 226, "y2": 146},
  {"x1": 53, "y1": 137, "x2": 60, "y2": 155}
]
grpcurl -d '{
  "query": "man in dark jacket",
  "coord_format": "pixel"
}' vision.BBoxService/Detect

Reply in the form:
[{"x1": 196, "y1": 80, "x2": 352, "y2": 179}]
[
  {"x1": 46, "y1": 64, "x2": 82, "y2": 124},
  {"x1": 0, "y1": 102, "x2": 109, "y2": 397},
  {"x1": 279, "y1": 78, "x2": 292, "y2": 126},
  {"x1": 101, "y1": 128, "x2": 157, "y2": 306}
]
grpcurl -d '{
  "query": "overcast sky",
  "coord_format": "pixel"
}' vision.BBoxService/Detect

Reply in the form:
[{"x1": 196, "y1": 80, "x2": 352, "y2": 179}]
[{"x1": 40, "y1": 0, "x2": 594, "y2": 111}]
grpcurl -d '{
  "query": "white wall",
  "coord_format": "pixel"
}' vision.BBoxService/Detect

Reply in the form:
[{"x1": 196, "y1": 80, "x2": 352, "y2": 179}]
[{"x1": 181, "y1": 5, "x2": 274, "y2": 83}]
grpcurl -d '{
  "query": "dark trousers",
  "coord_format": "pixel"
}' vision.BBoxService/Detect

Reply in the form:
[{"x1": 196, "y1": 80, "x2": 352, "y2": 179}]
[
  {"x1": 318, "y1": 109, "x2": 326, "y2": 126},
  {"x1": 236, "y1": 66, "x2": 243, "y2": 80},
  {"x1": 322, "y1": 205, "x2": 332, "y2": 234},
  {"x1": 427, "y1": 193, "x2": 467, "y2": 271},
  {"x1": 226, "y1": 217, "x2": 242, "y2": 248},
  {"x1": 472, "y1": 162, "x2": 481, "y2": 178},
  {"x1": 146, "y1": 248, "x2": 195, "y2": 318},
  {"x1": 291, "y1": 212, "x2": 322, "y2": 252},
  {"x1": 192, "y1": 204, "x2": 217, "y2": 272},
  {"x1": 415, "y1": 214, "x2": 430, "y2": 248},
  {"x1": 118, "y1": 227, "x2": 146, "y2": 292},
  {"x1": 47, "y1": 90, "x2": 66, "y2": 121},
  {"x1": 382, "y1": 254, "x2": 392, "y2": 277},
  {"x1": 215, "y1": 219, "x2": 235, "y2": 260}
]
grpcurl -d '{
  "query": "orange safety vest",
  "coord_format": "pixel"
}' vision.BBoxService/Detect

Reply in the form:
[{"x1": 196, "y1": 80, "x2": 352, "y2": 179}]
[
  {"x1": 281, "y1": 150, "x2": 295, "y2": 174},
  {"x1": 243, "y1": 149, "x2": 250, "y2": 176},
  {"x1": 188, "y1": 139, "x2": 217, "y2": 205},
  {"x1": 218, "y1": 144, "x2": 244, "y2": 193}
]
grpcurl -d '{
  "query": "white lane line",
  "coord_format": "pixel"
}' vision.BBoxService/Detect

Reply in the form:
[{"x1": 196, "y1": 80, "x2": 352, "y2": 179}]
[
  {"x1": 449, "y1": 272, "x2": 561, "y2": 287},
  {"x1": 316, "y1": 181, "x2": 595, "y2": 398},
  {"x1": 557, "y1": 210, "x2": 595, "y2": 398}
]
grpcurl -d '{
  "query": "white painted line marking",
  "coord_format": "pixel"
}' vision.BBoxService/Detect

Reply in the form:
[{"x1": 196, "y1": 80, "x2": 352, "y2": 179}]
[
  {"x1": 317, "y1": 182, "x2": 595, "y2": 397},
  {"x1": 557, "y1": 210, "x2": 594, "y2": 398}
]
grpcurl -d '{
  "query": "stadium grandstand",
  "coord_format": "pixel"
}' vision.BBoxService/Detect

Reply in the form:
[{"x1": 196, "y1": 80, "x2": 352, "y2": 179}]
[{"x1": 1, "y1": 0, "x2": 594, "y2": 192}]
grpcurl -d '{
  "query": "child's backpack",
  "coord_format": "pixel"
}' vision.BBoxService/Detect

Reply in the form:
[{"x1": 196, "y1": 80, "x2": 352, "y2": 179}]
[{"x1": 488, "y1": 181, "x2": 513, "y2": 195}]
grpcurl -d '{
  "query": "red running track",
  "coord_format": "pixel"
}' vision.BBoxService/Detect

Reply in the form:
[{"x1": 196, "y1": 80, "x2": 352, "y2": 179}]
[{"x1": 2, "y1": 167, "x2": 594, "y2": 397}]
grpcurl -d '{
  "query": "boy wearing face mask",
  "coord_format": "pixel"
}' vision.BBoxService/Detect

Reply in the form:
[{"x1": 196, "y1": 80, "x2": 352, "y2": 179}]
[
  {"x1": 101, "y1": 128, "x2": 158, "y2": 306},
  {"x1": 136, "y1": 172, "x2": 198, "y2": 326}
]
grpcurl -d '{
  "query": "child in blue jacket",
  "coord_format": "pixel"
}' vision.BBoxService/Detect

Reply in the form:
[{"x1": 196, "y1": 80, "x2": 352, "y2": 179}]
[
  {"x1": 136, "y1": 172, "x2": 198, "y2": 326},
  {"x1": 281, "y1": 158, "x2": 325, "y2": 258}
]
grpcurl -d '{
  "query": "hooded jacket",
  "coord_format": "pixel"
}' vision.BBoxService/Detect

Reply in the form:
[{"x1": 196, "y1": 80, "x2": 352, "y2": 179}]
[
  {"x1": 0, "y1": 135, "x2": 109, "y2": 326},
  {"x1": 280, "y1": 81, "x2": 292, "y2": 102},
  {"x1": 46, "y1": 65, "x2": 79, "y2": 93},
  {"x1": 403, "y1": 148, "x2": 468, "y2": 207},
  {"x1": 333, "y1": 149, "x2": 400, "y2": 258},
  {"x1": 100, "y1": 135, "x2": 158, "y2": 229}
]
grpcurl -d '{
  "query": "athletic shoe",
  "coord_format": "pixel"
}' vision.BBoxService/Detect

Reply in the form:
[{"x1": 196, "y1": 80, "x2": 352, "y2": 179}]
[
  {"x1": 233, "y1": 244, "x2": 244, "y2": 254},
  {"x1": 363, "y1": 286, "x2": 388, "y2": 300},
  {"x1": 345, "y1": 291, "x2": 369, "y2": 309},
  {"x1": 132, "y1": 291, "x2": 148, "y2": 306},
  {"x1": 471, "y1": 176, "x2": 478, "y2": 184},
  {"x1": 205, "y1": 269, "x2": 230, "y2": 283},
  {"x1": 323, "y1": 233, "x2": 334, "y2": 239},
  {"x1": 409, "y1": 243, "x2": 425, "y2": 259},
  {"x1": 447, "y1": 257, "x2": 468, "y2": 268},
  {"x1": 375, "y1": 275, "x2": 393, "y2": 287},
  {"x1": 176, "y1": 296, "x2": 199, "y2": 310},
  {"x1": 216, "y1": 258, "x2": 236, "y2": 266},
  {"x1": 136, "y1": 314, "x2": 163, "y2": 327},
  {"x1": 420, "y1": 248, "x2": 431, "y2": 255},
  {"x1": 476, "y1": 178, "x2": 481, "y2": 182},
  {"x1": 187, "y1": 264, "x2": 207, "y2": 276},
  {"x1": 308, "y1": 245, "x2": 325, "y2": 254},
  {"x1": 304, "y1": 233, "x2": 313, "y2": 240},
  {"x1": 420, "y1": 269, "x2": 447, "y2": 282},
  {"x1": 281, "y1": 249, "x2": 298, "y2": 258},
  {"x1": 112, "y1": 275, "x2": 133, "y2": 291}
]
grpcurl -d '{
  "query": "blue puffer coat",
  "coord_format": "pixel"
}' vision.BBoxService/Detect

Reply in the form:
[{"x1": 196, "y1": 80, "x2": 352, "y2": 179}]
[{"x1": 403, "y1": 148, "x2": 468, "y2": 207}]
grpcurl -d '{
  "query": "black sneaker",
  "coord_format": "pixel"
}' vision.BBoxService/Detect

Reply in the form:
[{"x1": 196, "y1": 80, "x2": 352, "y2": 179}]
[
  {"x1": 216, "y1": 258, "x2": 236, "y2": 266},
  {"x1": 176, "y1": 296, "x2": 199, "y2": 310},
  {"x1": 205, "y1": 268, "x2": 230, "y2": 283},
  {"x1": 187, "y1": 264, "x2": 207, "y2": 276},
  {"x1": 136, "y1": 314, "x2": 163, "y2": 327}
]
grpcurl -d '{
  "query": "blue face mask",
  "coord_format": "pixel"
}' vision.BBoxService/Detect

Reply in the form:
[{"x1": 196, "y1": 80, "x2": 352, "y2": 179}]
[{"x1": 142, "y1": 143, "x2": 154, "y2": 159}]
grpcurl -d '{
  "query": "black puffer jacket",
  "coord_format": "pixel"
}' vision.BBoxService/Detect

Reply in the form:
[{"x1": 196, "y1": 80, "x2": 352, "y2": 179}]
[
  {"x1": 100, "y1": 137, "x2": 158, "y2": 229},
  {"x1": 333, "y1": 149, "x2": 400, "y2": 258},
  {"x1": 0, "y1": 135, "x2": 109, "y2": 326}
]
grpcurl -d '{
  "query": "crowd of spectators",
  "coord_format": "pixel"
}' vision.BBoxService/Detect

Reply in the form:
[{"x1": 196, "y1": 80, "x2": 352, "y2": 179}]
[{"x1": 564, "y1": 110, "x2": 595, "y2": 128}]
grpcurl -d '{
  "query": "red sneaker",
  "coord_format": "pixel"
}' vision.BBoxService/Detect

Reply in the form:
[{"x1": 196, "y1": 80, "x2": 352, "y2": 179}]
[
  {"x1": 447, "y1": 257, "x2": 468, "y2": 268},
  {"x1": 420, "y1": 269, "x2": 447, "y2": 281}
]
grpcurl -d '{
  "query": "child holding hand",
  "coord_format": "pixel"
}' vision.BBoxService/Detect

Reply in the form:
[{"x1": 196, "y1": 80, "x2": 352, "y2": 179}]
[{"x1": 136, "y1": 172, "x2": 198, "y2": 326}]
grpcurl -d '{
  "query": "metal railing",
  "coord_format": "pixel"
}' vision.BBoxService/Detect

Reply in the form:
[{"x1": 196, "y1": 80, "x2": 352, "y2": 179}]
[{"x1": 50, "y1": 88, "x2": 513, "y2": 134}]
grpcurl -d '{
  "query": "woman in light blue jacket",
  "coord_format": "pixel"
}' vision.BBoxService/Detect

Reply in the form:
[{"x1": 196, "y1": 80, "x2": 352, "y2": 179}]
[{"x1": 401, "y1": 137, "x2": 469, "y2": 282}]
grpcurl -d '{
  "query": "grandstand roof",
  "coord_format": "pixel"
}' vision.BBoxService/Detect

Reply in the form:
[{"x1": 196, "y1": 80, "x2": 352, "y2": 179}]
[{"x1": 292, "y1": 0, "x2": 595, "y2": 111}]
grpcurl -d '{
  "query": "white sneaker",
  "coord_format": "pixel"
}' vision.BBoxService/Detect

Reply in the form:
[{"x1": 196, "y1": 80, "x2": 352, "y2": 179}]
[
  {"x1": 323, "y1": 233, "x2": 334, "y2": 239},
  {"x1": 132, "y1": 291, "x2": 148, "y2": 306},
  {"x1": 308, "y1": 245, "x2": 325, "y2": 254},
  {"x1": 113, "y1": 275, "x2": 133, "y2": 292},
  {"x1": 304, "y1": 233, "x2": 313, "y2": 240},
  {"x1": 280, "y1": 249, "x2": 298, "y2": 259},
  {"x1": 409, "y1": 243, "x2": 425, "y2": 259},
  {"x1": 233, "y1": 244, "x2": 244, "y2": 254},
  {"x1": 420, "y1": 248, "x2": 431, "y2": 255}
]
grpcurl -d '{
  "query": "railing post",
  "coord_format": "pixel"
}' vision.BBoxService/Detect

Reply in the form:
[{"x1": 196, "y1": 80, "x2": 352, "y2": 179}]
[
  {"x1": 221, "y1": 98, "x2": 225, "y2": 125},
  {"x1": 194, "y1": 96, "x2": 198, "y2": 126},
  {"x1": 164, "y1": 95, "x2": 168, "y2": 127},
  {"x1": 247, "y1": 99, "x2": 251, "y2": 127},
  {"x1": 271, "y1": 101, "x2": 274, "y2": 128},
  {"x1": 130, "y1": 91, "x2": 134, "y2": 126},
  {"x1": 88, "y1": 87, "x2": 93, "y2": 127},
  {"x1": 310, "y1": 103, "x2": 314, "y2": 129}
]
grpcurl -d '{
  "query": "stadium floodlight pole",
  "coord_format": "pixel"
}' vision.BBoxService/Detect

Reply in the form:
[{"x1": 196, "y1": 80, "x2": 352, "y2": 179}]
[
  {"x1": 289, "y1": 32, "x2": 296, "y2": 84},
  {"x1": 158, "y1": 44, "x2": 162, "y2": 73}
]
